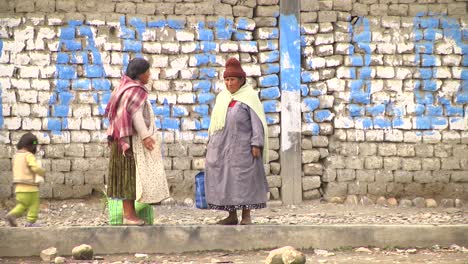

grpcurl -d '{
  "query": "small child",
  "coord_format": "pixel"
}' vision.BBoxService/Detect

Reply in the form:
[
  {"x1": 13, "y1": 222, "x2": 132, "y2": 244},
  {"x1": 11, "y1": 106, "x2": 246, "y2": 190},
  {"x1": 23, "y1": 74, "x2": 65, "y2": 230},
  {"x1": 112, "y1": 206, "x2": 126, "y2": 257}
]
[{"x1": 6, "y1": 132, "x2": 46, "y2": 227}]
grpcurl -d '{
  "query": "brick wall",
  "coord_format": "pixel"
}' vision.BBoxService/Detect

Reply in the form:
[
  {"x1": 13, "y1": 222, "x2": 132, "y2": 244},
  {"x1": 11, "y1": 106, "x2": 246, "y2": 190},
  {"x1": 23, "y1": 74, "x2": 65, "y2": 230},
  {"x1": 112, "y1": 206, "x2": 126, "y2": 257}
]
[{"x1": 0, "y1": 0, "x2": 466, "y2": 201}]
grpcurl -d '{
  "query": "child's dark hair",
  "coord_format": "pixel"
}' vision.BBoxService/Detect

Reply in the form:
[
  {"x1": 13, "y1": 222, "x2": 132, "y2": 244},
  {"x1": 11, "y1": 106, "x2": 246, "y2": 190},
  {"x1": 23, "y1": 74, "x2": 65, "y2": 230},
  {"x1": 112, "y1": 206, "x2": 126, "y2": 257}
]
[
  {"x1": 17, "y1": 132, "x2": 38, "y2": 154},
  {"x1": 125, "y1": 58, "x2": 150, "y2": 80}
]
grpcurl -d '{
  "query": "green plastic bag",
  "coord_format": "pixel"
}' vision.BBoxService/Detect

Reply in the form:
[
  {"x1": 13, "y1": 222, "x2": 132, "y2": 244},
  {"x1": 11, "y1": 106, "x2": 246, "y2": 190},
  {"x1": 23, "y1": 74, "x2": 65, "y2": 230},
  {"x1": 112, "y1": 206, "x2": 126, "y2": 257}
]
[{"x1": 108, "y1": 198, "x2": 154, "y2": 225}]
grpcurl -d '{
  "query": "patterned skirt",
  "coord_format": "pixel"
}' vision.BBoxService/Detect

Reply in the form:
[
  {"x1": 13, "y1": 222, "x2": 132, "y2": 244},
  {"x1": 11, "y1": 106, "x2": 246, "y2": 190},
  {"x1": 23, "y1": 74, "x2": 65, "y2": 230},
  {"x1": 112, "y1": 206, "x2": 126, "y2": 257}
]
[
  {"x1": 107, "y1": 139, "x2": 136, "y2": 200},
  {"x1": 208, "y1": 203, "x2": 266, "y2": 212}
]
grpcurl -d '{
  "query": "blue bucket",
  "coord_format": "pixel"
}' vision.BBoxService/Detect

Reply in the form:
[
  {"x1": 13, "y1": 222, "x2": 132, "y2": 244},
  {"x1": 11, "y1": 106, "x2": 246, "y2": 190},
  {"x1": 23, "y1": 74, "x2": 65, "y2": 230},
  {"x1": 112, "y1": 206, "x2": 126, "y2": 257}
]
[{"x1": 194, "y1": 171, "x2": 208, "y2": 209}]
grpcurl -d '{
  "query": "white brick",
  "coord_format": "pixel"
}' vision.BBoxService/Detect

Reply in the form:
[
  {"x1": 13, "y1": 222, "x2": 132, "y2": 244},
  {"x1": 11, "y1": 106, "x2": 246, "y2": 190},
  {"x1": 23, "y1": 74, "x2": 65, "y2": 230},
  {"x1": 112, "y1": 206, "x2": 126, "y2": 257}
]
[
  {"x1": 12, "y1": 103, "x2": 31, "y2": 116},
  {"x1": 31, "y1": 79, "x2": 50, "y2": 90},
  {"x1": 336, "y1": 67, "x2": 353, "y2": 79},
  {"x1": 47, "y1": 16, "x2": 63, "y2": 26},
  {"x1": 103, "y1": 65, "x2": 121, "y2": 78},
  {"x1": 31, "y1": 104, "x2": 48, "y2": 117},
  {"x1": 0, "y1": 78, "x2": 11, "y2": 89},
  {"x1": 110, "y1": 52, "x2": 123, "y2": 65},
  {"x1": 177, "y1": 93, "x2": 196, "y2": 104},
  {"x1": 157, "y1": 93, "x2": 177, "y2": 104},
  {"x1": 4, "y1": 117, "x2": 21, "y2": 129},
  {"x1": 375, "y1": 66, "x2": 395, "y2": 78},
  {"x1": 13, "y1": 53, "x2": 31, "y2": 65},
  {"x1": 452, "y1": 67, "x2": 463, "y2": 79},
  {"x1": 239, "y1": 41, "x2": 258, "y2": 53},
  {"x1": 30, "y1": 53, "x2": 50, "y2": 66},
  {"x1": 397, "y1": 43, "x2": 414, "y2": 53},
  {"x1": 319, "y1": 95, "x2": 334, "y2": 108},
  {"x1": 37, "y1": 27, "x2": 56, "y2": 39},
  {"x1": 308, "y1": 57, "x2": 326, "y2": 69},
  {"x1": 47, "y1": 40, "x2": 60, "y2": 52},
  {"x1": 142, "y1": 29, "x2": 156, "y2": 41},
  {"x1": 2, "y1": 104, "x2": 10, "y2": 116},
  {"x1": 176, "y1": 30, "x2": 195, "y2": 41},
  {"x1": 315, "y1": 34, "x2": 334, "y2": 45},
  {"x1": 71, "y1": 131, "x2": 91, "y2": 143},
  {"x1": 170, "y1": 56, "x2": 189, "y2": 70},
  {"x1": 435, "y1": 42, "x2": 453, "y2": 55},
  {"x1": 0, "y1": 65, "x2": 15, "y2": 77},
  {"x1": 434, "y1": 67, "x2": 451, "y2": 79},
  {"x1": 384, "y1": 80, "x2": 403, "y2": 93},
  {"x1": 316, "y1": 45, "x2": 333, "y2": 56},
  {"x1": 163, "y1": 68, "x2": 179, "y2": 79},
  {"x1": 372, "y1": 31, "x2": 392, "y2": 43},
  {"x1": 449, "y1": 117, "x2": 465, "y2": 130},
  {"x1": 442, "y1": 55, "x2": 461, "y2": 66},
  {"x1": 325, "y1": 56, "x2": 341, "y2": 67},
  {"x1": 371, "y1": 92, "x2": 390, "y2": 104},
  {"x1": 181, "y1": 42, "x2": 198, "y2": 53},
  {"x1": 302, "y1": 23, "x2": 319, "y2": 34},
  {"x1": 67, "y1": 118, "x2": 82, "y2": 130},
  {"x1": 393, "y1": 117, "x2": 412, "y2": 130},
  {"x1": 0, "y1": 50, "x2": 9, "y2": 63},
  {"x1": 440, "y1": 80, "x2": 460, "y2": 96},
  {"x1": 103, "y1": 42, "x2": 121, "y2": 51},
  {"x1": 22, "y1": 118, "x2": 42, "y2": 130},
  {"x1": 40, "y1": 66, "x2": 55, "y2": 78},
  {"x1": 334, "y1": 116, "x2": 354, "y2": 129},
  {"x1": 369, "y1": 80, "x2": 384, "y2": 94},
  {"x1": 220, "y1": 41, "x2": 239, "y2": 52},
  {"x1": 37, "y1": 91, "x2": 53, "y2": 104},
  {"x1": 72, "y1": 105, "x2": 92, "y2": 118},
  {"x1": 143, "y1": 43, "x2": 161, "y2": 53},
  {"x1": 151, "y1": 55, "x2": 169, "y2": 68},
  {"x1": 18, "y1": 90, "x2": 38, "y2": 103},
  {"x1": 0, "y1": 17, "x2": 21, "y2": 27},
  {"x1": 180, "y1": 69, "x2": 198, "y2": 79},
  {"x1": 395, "y1": 67, "x2": 412, "y2": 79},
  {"x1": 81, "y1": 117, "x2": 101, "y2": 130},
  {"x1": 50, "y1": 131, "x2": 71, "y2": 144},
  {"x1": 303, "y1": 46, "x2": 314, "y2": 56},
  {"x1": 377, "y1": 43, "x2": 396, "y2": 54},
  {"x1": 173, "y1": 80, "x2": 192, "y2": 91},
  {"x1": 90, "y1": 131, "x2": 107, "y2": 143},
  {"x1": 161, "y1": 43, "x2": 179, "y2": 54},
  {"x1": 181, "y1": 118, "x2": 198, "y2": 130},
  {"x1": 153, "y1": 80, "x2": 170, "y2": 91},
  {"x1": 243, "y1": 64, "x2": 261, "y2": 77},
  {"x1": 19, "y1": 66, "x2": 39, "y2": 78},
  {"x1": 326, "y1": 78, "x2": 345, "y2": 92},
  {"x1": 3, "y1": 40, "x2": 25, "y2": 53}
]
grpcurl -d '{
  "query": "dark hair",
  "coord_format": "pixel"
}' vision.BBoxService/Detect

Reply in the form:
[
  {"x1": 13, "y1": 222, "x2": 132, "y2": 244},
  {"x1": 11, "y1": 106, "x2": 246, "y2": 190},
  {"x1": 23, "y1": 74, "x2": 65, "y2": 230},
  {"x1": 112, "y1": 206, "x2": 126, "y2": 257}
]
[
  {"x1": 17, "y1": 132, "x2": 38, "y2": 154},
  {"x1": 125, "y1": 58, "x2": 150, "y2": 80}
]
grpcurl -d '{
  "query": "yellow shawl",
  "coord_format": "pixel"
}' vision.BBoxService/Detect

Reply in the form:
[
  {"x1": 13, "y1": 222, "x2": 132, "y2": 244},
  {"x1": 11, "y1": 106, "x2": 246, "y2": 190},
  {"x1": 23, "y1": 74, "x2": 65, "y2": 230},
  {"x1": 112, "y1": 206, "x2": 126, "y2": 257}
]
[{"x1": 209, "y1": 84, "x2": 269, "y2": 163}]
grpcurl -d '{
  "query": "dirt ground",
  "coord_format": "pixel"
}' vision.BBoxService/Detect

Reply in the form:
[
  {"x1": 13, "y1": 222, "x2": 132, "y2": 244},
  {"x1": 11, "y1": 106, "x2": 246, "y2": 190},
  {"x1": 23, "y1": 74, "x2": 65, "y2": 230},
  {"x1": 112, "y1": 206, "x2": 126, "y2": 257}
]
[{"x1": 1, "y1": 248, "x2": 467, "y2": 264}]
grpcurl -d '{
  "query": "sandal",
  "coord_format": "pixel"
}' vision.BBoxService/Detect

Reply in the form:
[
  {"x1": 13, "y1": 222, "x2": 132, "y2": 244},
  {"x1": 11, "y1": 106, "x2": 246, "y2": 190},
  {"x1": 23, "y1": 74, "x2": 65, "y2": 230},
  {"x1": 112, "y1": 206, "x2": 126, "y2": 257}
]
[
  {"x1": 123, "y1": 218, "x2": 145, "y2": 226},
  {"x1": 216, "y1": 218, "x2": 238, "y2": 225}
]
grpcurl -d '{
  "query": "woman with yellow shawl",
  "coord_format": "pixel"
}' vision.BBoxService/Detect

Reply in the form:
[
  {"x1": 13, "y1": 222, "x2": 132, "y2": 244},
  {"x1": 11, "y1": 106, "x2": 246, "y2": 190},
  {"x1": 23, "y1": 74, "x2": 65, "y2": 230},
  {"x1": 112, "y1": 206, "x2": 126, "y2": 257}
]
[{"x1": 205, "y1": 58, "x2": 269, "y2": 225}]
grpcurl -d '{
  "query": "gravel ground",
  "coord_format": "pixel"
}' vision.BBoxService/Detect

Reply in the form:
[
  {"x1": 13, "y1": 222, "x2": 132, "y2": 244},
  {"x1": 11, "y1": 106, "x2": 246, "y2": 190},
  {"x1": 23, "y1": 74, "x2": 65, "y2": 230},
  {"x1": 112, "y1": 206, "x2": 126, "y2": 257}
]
[
  {"x1": 0, "y1": 196, "x2": 467, "y2": 227},
  {"x1": 1, "y1": 197, "x2": 467, "y2": 263}
]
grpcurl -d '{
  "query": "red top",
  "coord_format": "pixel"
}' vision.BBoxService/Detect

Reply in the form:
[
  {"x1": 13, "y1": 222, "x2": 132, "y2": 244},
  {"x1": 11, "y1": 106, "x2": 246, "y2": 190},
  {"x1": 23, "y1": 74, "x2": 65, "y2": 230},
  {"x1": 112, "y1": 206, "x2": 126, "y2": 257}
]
[{"x1": 228, "y1": 100, "x2": 237, "y2": 107}]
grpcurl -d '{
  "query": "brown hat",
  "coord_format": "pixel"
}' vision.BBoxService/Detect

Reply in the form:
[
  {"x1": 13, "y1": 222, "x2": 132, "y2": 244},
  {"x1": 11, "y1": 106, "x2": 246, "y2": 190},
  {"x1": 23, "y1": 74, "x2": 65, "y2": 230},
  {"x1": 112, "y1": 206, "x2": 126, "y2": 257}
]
[{"x1": 223, "y1": 57, "x2": 246, "y2": 79}]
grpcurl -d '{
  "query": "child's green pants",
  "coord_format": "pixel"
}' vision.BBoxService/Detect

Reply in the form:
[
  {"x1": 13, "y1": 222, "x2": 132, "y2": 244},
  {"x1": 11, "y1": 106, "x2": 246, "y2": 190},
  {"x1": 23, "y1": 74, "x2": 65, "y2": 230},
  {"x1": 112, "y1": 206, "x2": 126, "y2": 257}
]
[{"x1": 8, "y1": 192, "x2": 40, "y2": 223}]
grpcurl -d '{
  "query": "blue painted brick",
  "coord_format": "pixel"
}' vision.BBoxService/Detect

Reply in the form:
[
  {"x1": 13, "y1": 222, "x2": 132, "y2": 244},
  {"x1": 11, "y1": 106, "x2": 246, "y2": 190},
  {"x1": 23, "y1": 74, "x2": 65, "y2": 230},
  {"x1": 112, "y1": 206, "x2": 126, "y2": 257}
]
[
  {"x1": 153, "y1": 106, "x2": 170, "y2": 117},
  {"x1": 60, "y1": 27, "x2": 75, "y2": 39},
  {"x1": 57, "y1": 65, "x2": 76, "y2": 79},
  {"x1": 47, "y1": 118, "x2": 62, "y2": 131},
  {"x1": 422, "y1": 55, "x2": 436, "y2": 67},
  {"x1": 193, "y1": 80, "x2": 211, "y2": 92},
  {"x1": 415, "y1": 116, "x2": 431, "y2": 129},
  {"x1": 388, "y1": 105, "x2": 405, "y2": 116},
  {"x1": 415, "y1": 92, "x2": 434, "y2": 104},
  {"x1": 438, "y1": 96, "x2": 451, "y2": 105},
  {"x1": 350, "y1": 55, "x2": 363, "y2": 66},
  {"x1": 353, "y1": 31, "x2": 371, "y2": 42},
  {"x1": 198, "y1": 29, "x2": 214, "y2": 41},
  {"x1": 302, "y1": 98, "x2": 319, "y2": 112},
  {"x1": 427, "y1": 105, "x2": 443, "y2": 116},
  {"x1": 349, "y1": 104, "x2": 364, "y2": 117},
  {"x1": 123, "y1": 40, "x2": 142, "y2": 52},
  {"x1": 422, "y1": 80, "x2": 437, "y2": 91},
  {"x1": 351, "y1": 91, "x2": 370, "y2": 104},
  {"x1": 68, "y1": 20, "x2": 82, "y2": 26},
  {"x1": 200, "y1": 118, "x2": 210, "y2": 129},
  {"x1": 301, "y1": 71, "x2": 314, "y2": 83},
  {"x1": 420, "y1": 18, "x2": 439, "y2": 28},
  {"x1": 357, "y1": 117, "x2": 373, "y2": 129},
  {"x1": 200, "y1": 41, "x2": 216, "y2": 52},
  {"x1": 414, "y1": 30, "x2": 423, "y2": 41},
  {"x1": 364, "y1": 54, "x2": 371, "y2": 66},
  {"x1": 259, "y1": 74, "x2": 279, "y2": 87},
  {"x1": 373, "y1": 118, "x2": 391, "y2": 129},
  {"x1": 350, "y1": 80, "x2": 363, "y2": 92},
  {"x1": 234, "y1": 31, "x2": 251, "y2": 41},
  {"x1": 419, "y1": 68, "x2": 432, "y2": 79},
  {"x1": 357, "y1": 42, "x2": 372, "y2": 54},
  {"x1": 93, "y1": 79, "x2": 111, "y2": 90},
  {"x1": 360, "y1": 67, "x2": 372, "y2": 79},
  {"x1": 310, "y1": 123, "x2": 320, "y2": 136},
  {"x1": 167, "y1": 19, "x2": 185, "y2": 29},
  {"x1": 58, "y1": 92, "x2": 74, "y2": 105},
  {"x1": 161, "y1": 118, "x2": 180, "y2": 130},
  {"x1": 148, "y1": 19, "x2": 165, "y2": 28},
  {"x1": 194, "y1": 54, "x2": 210, "y2": 66},
  {"x1": 314, "y1": 110, "x2": 332, "y2": 122},
  {"x1": 215, "y1": 29, "x2": 232, "y2": 40},
  {"x1": 198, "y1": 93, "x2": 215, "y2": 104},
  {"x1": 263, "y1": 50, "x2": 280, "y2": 63},
  {"x1": 461, "y1": 69, "x2": 468, "y2": 80},
  {"x1": 392, "y1": 118, "x2": 404, "y2": 128},
  {"x1": 129, "y1": 17, "x2": 146, "y2": 30},
  {"x1": 63, "y1": 40, "x2": 82, "y2": 51},
  {"x1": 441, "y1": 18, "x2": 458, "y2": 29},
  {"x1": 303, "y1": 113, "x2": 313, "y2": 123},
  {"x1": 57, "y1": 53, "x2": 69, "y2": 64},
  {"x1": 263, "y1": 64, "x2": 280, "y2": 74},
  {"x1": 444, "y1": 29, "x2": 461, "y2": 40},
  {"x1": 261, "y1": 87, "x2": 280, "y2": 99},
  {"x1": 415, "y1": 42, "x2": 433, "y2": 54},
  {"x1": 199, "y1": 68, "x2": 217, "y2": 79},
  {"x1": 424, "y1": 28, "x2": 442, "y2": 41},
  {"x1": 72, "y1": 79, "x2": 90, "y2": 90},
  {"x1": 236, "y1": 18, "x2": 250, "y2": 30},
  {"x1": 101, "y1": 92, "x2": 112, "y2": 104},
  {"x1": 79, "y1": 26, "x2": 93, "y2": 37},
  {"x1": 194, "y1": 105, "x2": 209, "y2": 116},
  {"x1": 172, "y1": 106, "x2": 188, "y2": 117},
  {"x1": 366, "y1": 104, "x2": 385, "y2": 116},
  {"x1": 455, "y1": 92, "x2": 468, "y2": 104},
  {"x1": 85, "y1": 65, "x2": 103, "y2": 78},
  {"x1": 310, "y1": 89, "x2": 323, "y2": 96},
  {"x1": 431, "y1": 117, "x2": 447, "y2": 128},
  {"x1": 55, "y1": 80, "x2": 70, "y2": 92},
  {"x1": 263, "y1": 100, "x2": 278, "y2": 113},
  {"x1": 301, "y1": 85, "x2": 308, "y2": 96},
  {"x1": 53, "y1": 105, "x2": 69, "y2": 117},
  {"x1": 415, "y1": 104, "x2": 425, "y2": 116}
]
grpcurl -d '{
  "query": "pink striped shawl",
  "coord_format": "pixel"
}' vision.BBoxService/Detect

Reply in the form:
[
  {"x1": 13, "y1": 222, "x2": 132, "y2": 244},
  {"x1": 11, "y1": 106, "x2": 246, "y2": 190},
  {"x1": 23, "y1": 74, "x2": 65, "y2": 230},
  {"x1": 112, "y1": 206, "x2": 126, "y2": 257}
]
[{"x1": 105, "y1": 75, "x2": 148, "y2": 153}]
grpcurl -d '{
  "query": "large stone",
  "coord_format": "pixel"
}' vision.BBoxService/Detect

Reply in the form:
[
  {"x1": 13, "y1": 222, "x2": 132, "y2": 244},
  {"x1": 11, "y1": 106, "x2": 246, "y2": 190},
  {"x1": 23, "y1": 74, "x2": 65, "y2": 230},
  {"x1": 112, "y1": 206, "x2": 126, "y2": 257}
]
[
  {"x1": 72, "y1": 244, "x2": 93, "y2": 260},
  {"x1": 425, "y1": 198, "x2": 438, "y2": 208},
  {"x1": 40, "y1": 247, "x2": 57, "y2": 262},
  {"x1": 412, "y1": 197, "x2": 426, "y2": 208},
  {"x1": 265, "y1": 246, "x2": 306, "y2": 264}
]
